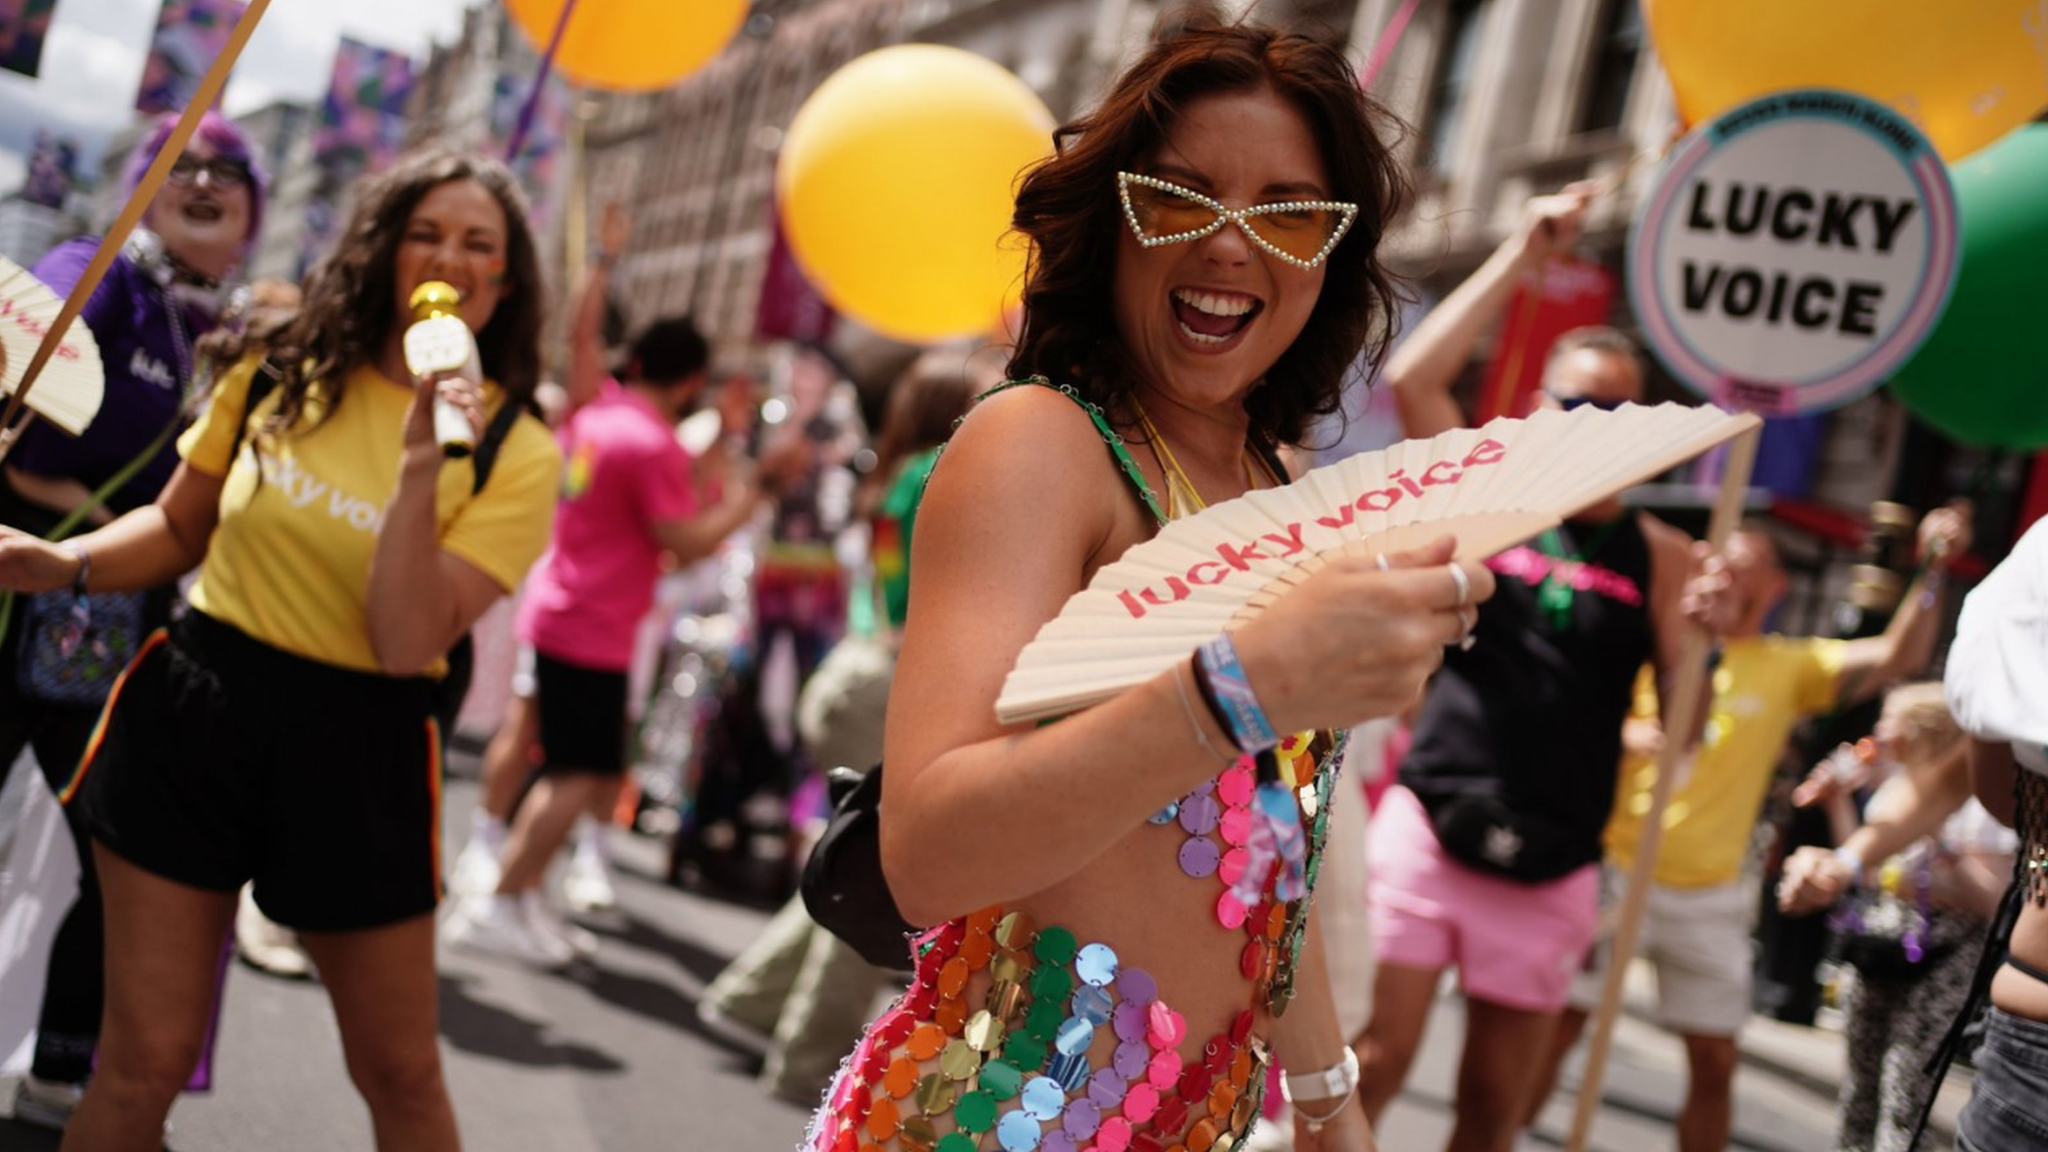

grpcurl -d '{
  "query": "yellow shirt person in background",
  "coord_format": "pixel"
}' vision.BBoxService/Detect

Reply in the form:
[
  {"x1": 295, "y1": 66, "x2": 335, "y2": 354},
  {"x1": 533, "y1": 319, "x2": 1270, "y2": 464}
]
[
  {"x1": 0, "y1": 150, "x2": 558, "y2": 1148},
  {"x1": 1526, "y1": 509, "x2": 1968, "y2": 1152}
]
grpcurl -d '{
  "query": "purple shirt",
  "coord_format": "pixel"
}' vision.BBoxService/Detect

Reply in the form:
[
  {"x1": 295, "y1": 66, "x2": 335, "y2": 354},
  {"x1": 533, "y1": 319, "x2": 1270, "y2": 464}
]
[{"x1": 12, "y1": 237, "x2": 215, "y2": 512}]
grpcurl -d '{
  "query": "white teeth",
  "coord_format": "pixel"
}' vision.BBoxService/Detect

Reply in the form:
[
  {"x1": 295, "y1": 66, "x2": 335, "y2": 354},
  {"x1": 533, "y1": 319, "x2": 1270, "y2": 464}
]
[
  {"x1": 1172, "y1": 288, "x2": 1256, "y2": 318},
  {"x1": 1176, "y1": 320, "x2": 1229, "y2": 346}
]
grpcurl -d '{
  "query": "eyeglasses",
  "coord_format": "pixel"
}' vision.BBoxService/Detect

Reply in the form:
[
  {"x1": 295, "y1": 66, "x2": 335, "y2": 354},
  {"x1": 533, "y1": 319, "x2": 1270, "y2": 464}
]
[
  {"x1": 1116, "y1": 171, "x2": 1359, "y2": 269},
  {"x1": 166, "y1": 154, "x2": 252, "y2": 189}
]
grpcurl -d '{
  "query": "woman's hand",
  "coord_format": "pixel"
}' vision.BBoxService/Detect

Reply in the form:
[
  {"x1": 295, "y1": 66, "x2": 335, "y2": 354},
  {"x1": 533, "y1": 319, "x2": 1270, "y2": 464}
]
[
  {"x1": 1777, "y1": 845, "x2": 1853, "y2": 915},
  {"x1": 1511, "y1": 181, "x2": 1599, "y2": 269},
  {"x1": 1291, "y1": 1094, "x2": 1379, "y2": 1152},
  {"x1": 1234, "y1": 536, "x2": 1494, "y2": 736},
  {"x1": 401, "y1": 368, "x2": 484, "y2": 464},
  {"x1": 0, "y1": 526, "x2": 79, "y2": 593}
]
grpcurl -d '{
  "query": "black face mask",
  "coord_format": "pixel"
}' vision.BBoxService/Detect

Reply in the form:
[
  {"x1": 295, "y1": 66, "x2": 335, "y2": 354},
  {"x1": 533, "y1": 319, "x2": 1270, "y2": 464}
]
[{"x1": 1557, "y1": 394, "x2": 1626, "y2": 413}]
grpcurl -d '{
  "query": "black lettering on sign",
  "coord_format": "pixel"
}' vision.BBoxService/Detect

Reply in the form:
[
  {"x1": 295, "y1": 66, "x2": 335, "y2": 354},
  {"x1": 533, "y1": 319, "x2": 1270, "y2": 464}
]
[
  {"x1": 1683, "y1": 180, "x2": 1914, "y2": 253},
  {"x1": 1675, "y1": 261, "x2": 1885, "y2": 337},
  {"x1": 1840, "y1": 281, "x2": 1883, "y2": 336}
]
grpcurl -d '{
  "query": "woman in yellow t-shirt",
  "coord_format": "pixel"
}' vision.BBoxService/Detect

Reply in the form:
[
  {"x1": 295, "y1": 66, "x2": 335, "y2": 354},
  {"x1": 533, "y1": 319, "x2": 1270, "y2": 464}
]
[{"x1": 0, "y1": 149, "x2": 560, "y2": 1150}]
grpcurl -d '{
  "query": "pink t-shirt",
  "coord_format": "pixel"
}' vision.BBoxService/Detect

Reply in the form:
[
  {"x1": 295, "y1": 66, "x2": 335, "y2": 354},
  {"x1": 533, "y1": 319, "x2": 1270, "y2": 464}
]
[{"x1": 517, "y1": 380, "x2": 696, "y2": 670}]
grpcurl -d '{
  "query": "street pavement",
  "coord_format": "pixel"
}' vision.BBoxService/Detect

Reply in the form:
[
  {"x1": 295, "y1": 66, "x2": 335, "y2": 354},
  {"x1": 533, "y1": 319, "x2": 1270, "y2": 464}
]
[{"x1": 0, "y1": 750, "x2": 1970, "y2": 1151}]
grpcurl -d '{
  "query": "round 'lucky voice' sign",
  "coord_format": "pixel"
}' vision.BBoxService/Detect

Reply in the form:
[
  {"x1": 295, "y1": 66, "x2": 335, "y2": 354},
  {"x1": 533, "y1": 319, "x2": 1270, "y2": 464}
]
[{"x1": 1628, "y1": 89, "x2": 1958, "y2": 417}]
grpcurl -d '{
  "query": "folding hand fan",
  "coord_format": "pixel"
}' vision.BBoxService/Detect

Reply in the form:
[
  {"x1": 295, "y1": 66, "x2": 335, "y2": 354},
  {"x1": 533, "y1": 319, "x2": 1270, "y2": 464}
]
[
  {"x1": 996, "y1": 402, "x2": 1760, "y2": 724},
  {"x1": 0, "y1": 255, "x2": 104, "y2": 436}
]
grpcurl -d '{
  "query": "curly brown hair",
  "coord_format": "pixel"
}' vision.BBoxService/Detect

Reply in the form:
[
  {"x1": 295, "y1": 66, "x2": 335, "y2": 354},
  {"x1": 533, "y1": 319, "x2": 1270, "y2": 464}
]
[
  {"x1": 260, "y1": 149, "x2": 544, "y2": 436},
  {"x1": 1006, "y1": 15, "x2": 1410, "y2": 447}
]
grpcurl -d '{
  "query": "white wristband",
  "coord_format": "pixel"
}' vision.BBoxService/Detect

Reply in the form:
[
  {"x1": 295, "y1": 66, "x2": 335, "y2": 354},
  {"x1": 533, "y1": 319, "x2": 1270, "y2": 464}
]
[{"x1": 1282, "y1": 1045, "x2": 1359, "y2": 1103}]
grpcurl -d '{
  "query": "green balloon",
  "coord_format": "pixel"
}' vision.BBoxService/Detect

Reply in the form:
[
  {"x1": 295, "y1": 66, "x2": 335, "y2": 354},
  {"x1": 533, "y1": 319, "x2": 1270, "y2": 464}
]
[{"x1": 1890, "y1": 124, "x2": 2048, "y2": 448}]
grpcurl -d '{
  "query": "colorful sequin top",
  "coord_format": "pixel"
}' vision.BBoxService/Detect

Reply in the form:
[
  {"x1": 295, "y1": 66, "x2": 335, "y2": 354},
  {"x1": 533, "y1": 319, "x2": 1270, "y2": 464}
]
[{"x1": 805, "y1": 731, "x2": 1342, "y2": 1152}]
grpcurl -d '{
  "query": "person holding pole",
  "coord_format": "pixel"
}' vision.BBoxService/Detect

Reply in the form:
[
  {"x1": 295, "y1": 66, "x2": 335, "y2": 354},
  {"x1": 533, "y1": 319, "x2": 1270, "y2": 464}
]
[
  {"x1": 1356, "y1": 185, "x2": 1696, "y2": 1152},
  {"x1": 0, "y1": 149, "x2": 560, "y2": 1151},
  {"x1": 0, "y1": 109, "x2": 267, "y2": 1130},
  {"x1": 1527, "y1": 508, "x2": 1965, "y2": 1152}
]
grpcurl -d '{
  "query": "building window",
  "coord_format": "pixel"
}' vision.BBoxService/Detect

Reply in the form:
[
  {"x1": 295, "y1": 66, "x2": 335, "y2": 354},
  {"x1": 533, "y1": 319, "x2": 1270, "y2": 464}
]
[
  {"x1": 1576, "y1": 0, "x2": 1643, "y2": 135},
  {"x1": 1423, "y1": 0, "x2": 1486, "y2": 180}
]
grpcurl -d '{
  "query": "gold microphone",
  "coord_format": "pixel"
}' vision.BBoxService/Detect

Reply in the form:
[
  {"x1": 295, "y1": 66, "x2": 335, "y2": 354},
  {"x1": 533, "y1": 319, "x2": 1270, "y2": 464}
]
[{"x1": 403, "y1": 281, "x2": 480, "y2": 458}]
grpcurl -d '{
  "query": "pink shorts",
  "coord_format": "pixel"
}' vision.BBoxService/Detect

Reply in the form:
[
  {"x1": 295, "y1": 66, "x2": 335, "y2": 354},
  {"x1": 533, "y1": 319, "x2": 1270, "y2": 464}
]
[{"x1": 1367, "y1": 786, "x2": 1598, "y2": 1013}]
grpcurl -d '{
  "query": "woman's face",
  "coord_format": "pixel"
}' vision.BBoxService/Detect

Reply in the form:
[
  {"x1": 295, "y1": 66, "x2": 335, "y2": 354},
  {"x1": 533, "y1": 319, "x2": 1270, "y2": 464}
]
[
  {"x1": 1111, "y1": 83, "x2": 1332, "y2": 405},
  {"x1": 391, "y1": 177, "x2": 510, "y2": 336},
  {"x1": 146, "y1": 141, "x2": 253, "y2": 280}
]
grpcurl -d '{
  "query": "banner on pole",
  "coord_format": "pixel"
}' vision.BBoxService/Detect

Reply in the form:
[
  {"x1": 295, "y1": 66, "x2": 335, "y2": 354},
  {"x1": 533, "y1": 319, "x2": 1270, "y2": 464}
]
[
  {"x1": 0, "y1": 0, "x2": 55, "y2": 78},
  {"x1": 1477, "y1": 255, "x2": 1616, "y2": 423},
  {"x1": 299, "y1": 37, "x2": 416, "y2": 276},
  {"x1": 1628, "y1": 88, "x2": 1959, "y2": 418},
  {"x1": 755, "y1": 202, "x2": 836, "y2": 343},
  {"x1": 137, "y1": 0, "x2": 246, "y2": 114}
]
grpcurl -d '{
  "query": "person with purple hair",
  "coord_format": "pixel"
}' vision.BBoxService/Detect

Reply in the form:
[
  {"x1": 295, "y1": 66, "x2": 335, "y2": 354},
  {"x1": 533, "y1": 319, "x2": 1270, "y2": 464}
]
[{"x1": 0, "y1": 108, "x2": 265, "y2": 1130}]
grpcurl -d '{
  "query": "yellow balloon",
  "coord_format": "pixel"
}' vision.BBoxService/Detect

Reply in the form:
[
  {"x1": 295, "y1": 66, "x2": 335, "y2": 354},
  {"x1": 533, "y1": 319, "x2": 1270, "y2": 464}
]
[
  {"x1": 1646, "y1": 0, "x2": 2048, "y2": 161},
  {"x1": 778, "y1": 45, "x2": 1055, "y2": 344},
  {"x1": 505, "y1": 0, "x2": 746, "y2": 92}
]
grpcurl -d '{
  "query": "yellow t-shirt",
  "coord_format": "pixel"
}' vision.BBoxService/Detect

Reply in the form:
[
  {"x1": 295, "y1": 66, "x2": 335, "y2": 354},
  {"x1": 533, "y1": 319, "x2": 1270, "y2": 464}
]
[
  {"x1": 178, "y1": 355, "x2": 561, "y2": 675},
  {"x1": 1603, "y1": 635, "x2": 1847, "y2": 888}
]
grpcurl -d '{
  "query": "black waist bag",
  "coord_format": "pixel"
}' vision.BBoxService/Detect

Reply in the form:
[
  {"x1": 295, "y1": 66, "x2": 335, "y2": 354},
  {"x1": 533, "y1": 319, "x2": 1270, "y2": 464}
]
[
  {"x1": 800, "y1": 765, "x2": 917, "y2": 969},
  {"x1": 1413, "y1": 786, "x2": 1593, "y2": 883}
]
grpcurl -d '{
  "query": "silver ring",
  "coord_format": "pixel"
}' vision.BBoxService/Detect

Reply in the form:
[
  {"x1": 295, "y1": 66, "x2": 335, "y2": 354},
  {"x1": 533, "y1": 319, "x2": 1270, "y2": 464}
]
[
  {"x1": 1457, "y1": 608, "x2": 1478, "y2": 650},
  {"x1": 1375, "y1": 553, "x2": 1390, "y2": 571},
  {"x1": 1447, "y1": 563, "x2": 1470, "y2": 608}
]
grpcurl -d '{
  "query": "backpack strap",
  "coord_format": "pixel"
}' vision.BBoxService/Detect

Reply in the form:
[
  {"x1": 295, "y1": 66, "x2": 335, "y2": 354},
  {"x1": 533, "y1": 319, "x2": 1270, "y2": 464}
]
[
  {"x1": 468, "y1": 396, "x2": 525, "y2": 496},
  {"x1": 975, "y1": 377, "x2": 1168, "y2": 527},
  {"x1": 228, "y1": 353, "x2": 284, "y2": 469}
]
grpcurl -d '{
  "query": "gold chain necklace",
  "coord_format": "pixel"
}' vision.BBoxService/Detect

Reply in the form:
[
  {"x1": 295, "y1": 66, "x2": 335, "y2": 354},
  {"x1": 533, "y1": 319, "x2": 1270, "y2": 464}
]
[{"x1": 1129, "y1": 395, "x2": 1266, "y2": 518}]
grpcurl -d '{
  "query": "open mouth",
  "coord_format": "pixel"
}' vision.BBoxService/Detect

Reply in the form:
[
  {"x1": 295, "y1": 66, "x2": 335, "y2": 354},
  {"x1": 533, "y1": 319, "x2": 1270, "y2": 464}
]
[
  {"x1": 1170, "y1": 287, "x2": 1262, "y2": 347},
  {"x1": 181, "y1": 199, "x2": 224, "y2": 224}
]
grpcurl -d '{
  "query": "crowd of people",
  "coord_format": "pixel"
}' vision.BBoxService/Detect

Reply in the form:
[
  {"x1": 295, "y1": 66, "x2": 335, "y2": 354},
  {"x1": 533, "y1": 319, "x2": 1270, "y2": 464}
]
[{"x1": 0, "y1": 9, "x2": 2045, "y2": 1152}]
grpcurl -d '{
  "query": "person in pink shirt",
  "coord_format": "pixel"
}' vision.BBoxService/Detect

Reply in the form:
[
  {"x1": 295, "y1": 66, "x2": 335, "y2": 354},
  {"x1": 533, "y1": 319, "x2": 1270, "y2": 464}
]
[{"x1": 445, "y1": 312, "x2": 767, "y2": 967}]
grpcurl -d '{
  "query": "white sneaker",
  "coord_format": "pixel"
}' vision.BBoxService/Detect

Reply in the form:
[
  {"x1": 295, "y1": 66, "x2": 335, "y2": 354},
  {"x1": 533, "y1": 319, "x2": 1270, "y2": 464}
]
[
  {"x1": 235, "y1": 885, "x2": 313, "y2": 980},
  {"x1": 449, "y1": 836, "x2": 503, "y2": 898},
  {"x1": 12, "y1": 1073, "x2": 83, "y2": 1130},
  {"x1": 563, "y1": 851, "x2": 617, "y2": 912},
  {"x1": 522, "y1": 890, "x2": 598, "y2": 959},
  {"x1": 444, "y1": 895, "x2": 574, "y2": 969}
]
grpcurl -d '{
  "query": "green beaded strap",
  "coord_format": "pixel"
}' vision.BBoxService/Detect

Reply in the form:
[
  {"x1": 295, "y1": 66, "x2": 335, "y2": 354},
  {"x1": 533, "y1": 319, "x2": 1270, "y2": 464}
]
[{"x1": 972, "y1": 376, "x2": 1169, "y2": 527}]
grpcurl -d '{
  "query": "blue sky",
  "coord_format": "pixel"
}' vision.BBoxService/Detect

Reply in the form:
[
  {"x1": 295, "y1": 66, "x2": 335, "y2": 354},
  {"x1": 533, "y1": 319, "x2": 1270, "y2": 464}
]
[{"x1": 0, "y1": 0, "x2": 472, "y2": 191}]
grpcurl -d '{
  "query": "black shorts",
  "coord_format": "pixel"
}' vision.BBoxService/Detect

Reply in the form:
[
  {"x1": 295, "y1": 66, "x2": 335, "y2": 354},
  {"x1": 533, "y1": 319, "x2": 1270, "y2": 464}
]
[
  {"x1": 68, "y1": 611, "x2": 444, "y2": 932},
  {"x1": 532, "y1": 648, "x2": 630, "y2": 776}
]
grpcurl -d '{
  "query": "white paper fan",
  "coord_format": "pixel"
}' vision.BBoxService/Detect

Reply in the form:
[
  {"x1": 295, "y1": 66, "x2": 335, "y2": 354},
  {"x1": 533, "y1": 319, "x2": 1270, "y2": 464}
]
[
  {"x1": 0, "y1": 255, "x2": 104, "y2": 436},
  {"x1": 996, "y1": 402, "x2": 1760, "y2": 724}
]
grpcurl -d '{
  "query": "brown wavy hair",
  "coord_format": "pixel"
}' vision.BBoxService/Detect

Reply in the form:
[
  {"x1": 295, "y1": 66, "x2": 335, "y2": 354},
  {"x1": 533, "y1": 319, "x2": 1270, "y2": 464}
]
[
  {"x1": 1006, "y1": 15, "x2": 1410, "y2": 447},
  {"x1": 260, "y1": 149, "x2": 544, "y2": 436}
]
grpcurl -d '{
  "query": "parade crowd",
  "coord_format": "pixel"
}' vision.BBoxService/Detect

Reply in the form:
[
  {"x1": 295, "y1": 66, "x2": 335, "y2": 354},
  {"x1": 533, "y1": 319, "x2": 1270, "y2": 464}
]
[{"x1": 2, "y1": 10, "x2": 2046, "y2": 1152}]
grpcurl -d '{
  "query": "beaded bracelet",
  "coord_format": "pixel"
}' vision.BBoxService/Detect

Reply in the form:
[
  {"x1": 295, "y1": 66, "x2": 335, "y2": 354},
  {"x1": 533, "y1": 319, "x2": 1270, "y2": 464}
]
[{"x1": 1197, "y1": 635, "x2": 1280, "y2": 755}]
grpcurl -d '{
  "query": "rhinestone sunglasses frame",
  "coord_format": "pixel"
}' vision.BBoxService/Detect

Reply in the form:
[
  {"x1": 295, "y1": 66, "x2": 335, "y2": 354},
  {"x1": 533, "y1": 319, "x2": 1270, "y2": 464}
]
[{"x1": 1116, "y1": 171, "x2": 1360, "y2": 270}]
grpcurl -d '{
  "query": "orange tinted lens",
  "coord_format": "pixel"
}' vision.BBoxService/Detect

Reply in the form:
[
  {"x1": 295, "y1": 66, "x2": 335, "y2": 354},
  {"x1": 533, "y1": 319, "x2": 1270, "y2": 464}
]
[
  {"x1": 1245, "y1": 207, "x2": 1342, "y2": 262},
  {"x1": 1127, "y1": 183, "x2": 1219, "y2": 239}
]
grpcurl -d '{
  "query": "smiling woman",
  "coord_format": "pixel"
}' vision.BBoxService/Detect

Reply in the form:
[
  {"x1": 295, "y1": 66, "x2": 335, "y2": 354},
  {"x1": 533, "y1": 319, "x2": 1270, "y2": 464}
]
[
  {"x1": 802, "y1": 15, "x2": 1492, "y2": 1152},
  {"x1": 0, "y1": 148, "x2": 561, "y2": 1150}
]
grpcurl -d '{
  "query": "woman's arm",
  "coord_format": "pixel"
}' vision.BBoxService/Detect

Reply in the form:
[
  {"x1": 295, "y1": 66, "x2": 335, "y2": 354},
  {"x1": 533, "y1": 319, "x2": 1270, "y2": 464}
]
[
  {"x1": 878, "y1": 388, "x2": 1487, "y2": 926},
  {"x1": 0, "y1": 462, "x2": 223, "y2": 594},
  {"x1": 364, "y1": 373, "x2": 507, "y2": 675},
  {"x1": 1274, "y1": 917, "x2": 1378, "y2": 1151},
  {"x1": 3, "y1": 466, "x2": 114, "y2": 527},
  {"x1": 1970, "y1": 739, "x2": 2018, "y2": 827},
  {"x1": 1777, "y1": 745, "x2": 1974, "y2": 914}
]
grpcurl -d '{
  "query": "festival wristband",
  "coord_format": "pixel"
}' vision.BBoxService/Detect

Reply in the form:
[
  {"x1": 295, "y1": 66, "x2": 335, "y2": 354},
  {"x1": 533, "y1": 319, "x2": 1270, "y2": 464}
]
[
  {"x1": 66, "y1": 541, "x2": 89, "y2": 596},
  {"x1": 1282, "y1": 1045, "x2": 1360, "y2": 1104},
  {"x1": 1833, "y1": 845, "x2": 1865, "y2": 890},
  {"x1": 1197, "y1": 634, "x2": 1280, "y2": 754}
]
